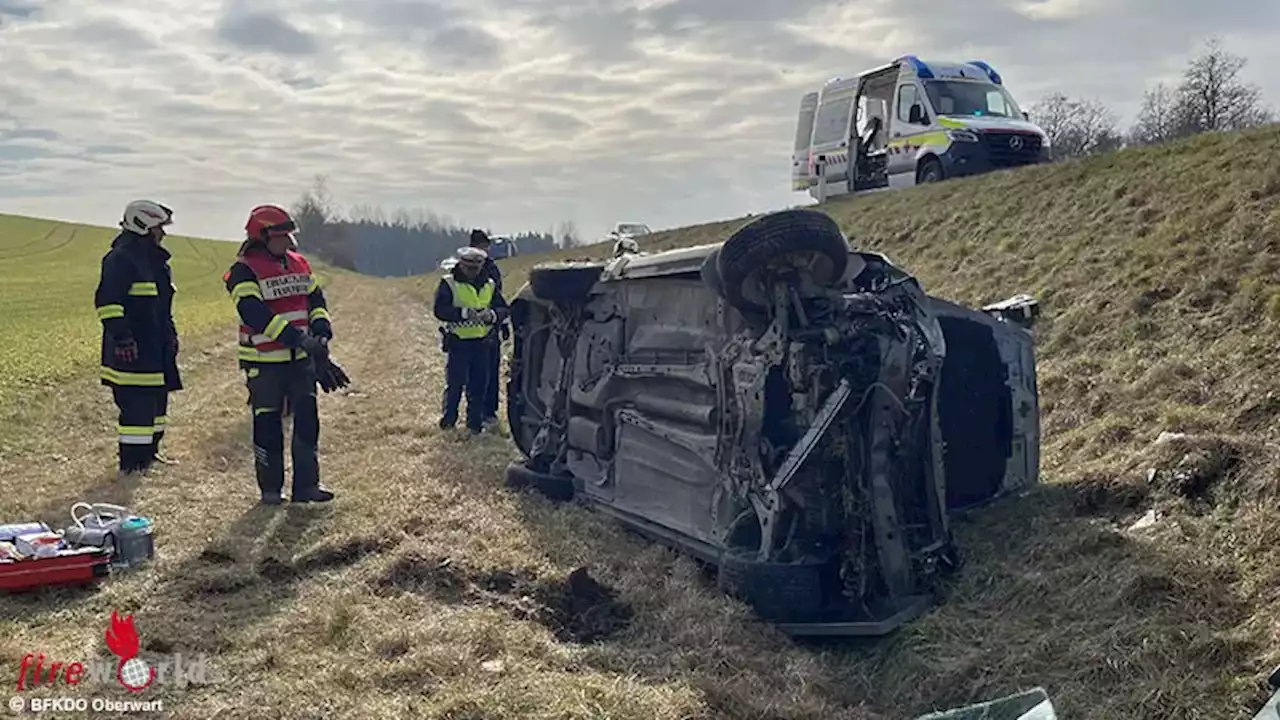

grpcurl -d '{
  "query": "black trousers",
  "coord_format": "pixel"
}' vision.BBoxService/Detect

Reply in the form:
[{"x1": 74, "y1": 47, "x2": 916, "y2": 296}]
[
  {"x1": 245, "y1": 361, "x2": 320, "y2": 496},
  {"x1": 112, "y1": 387, "x2": 167, "y2": 473},
  {"x1": 441, "y1": 338, "x2": 491, "y2": 431}
]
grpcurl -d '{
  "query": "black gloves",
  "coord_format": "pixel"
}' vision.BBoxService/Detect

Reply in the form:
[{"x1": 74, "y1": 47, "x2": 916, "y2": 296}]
[
  {"x1": 299, "y1": 335, "x2": 329, "y2": 363},
  {"x1": 316, "y1": 357, "x2": 351, "y2": 393},
  {"x1": 114, "y1": 338, "x2": 138, "y2": 363},
  {"x1": 499, "y1": 323, "x2": 510, "y2": 341}
]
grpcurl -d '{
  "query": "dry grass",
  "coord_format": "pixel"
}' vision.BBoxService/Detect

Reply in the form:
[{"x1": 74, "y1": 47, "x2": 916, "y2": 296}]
[{"x1": 4, "y1": 125, "x2": 1280, "y2": 719}]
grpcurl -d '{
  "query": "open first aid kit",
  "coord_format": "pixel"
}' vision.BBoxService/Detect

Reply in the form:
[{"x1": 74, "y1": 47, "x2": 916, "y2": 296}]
[{"x1": 0, "y1": 503, "x2": 155, "y2": 593}]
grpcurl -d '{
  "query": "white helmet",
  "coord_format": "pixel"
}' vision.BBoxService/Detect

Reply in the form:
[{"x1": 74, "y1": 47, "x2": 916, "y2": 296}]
[
  {"x1": 121, "y1": 200, "x2": 173, "y2": 235},
  {"x1": 613, "y1": 236, "x2": 639, "y2": 257}
]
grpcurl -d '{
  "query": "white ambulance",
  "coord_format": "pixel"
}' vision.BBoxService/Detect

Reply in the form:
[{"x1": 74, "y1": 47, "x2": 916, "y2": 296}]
[{"x1": 792, "y1": 56, "x2": 1050, "y2": 199}]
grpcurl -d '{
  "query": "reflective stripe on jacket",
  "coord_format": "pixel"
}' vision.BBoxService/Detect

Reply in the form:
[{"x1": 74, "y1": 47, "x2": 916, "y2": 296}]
[
  {"x1": 93, "y1": 232, "x2": 182, "y2": 390},
  {"x1": 442, "y1": 276, "x2": 495, "y2": 340},
  {"x1": 229, "y1": 249, "x2": 315, "y2": 363}
]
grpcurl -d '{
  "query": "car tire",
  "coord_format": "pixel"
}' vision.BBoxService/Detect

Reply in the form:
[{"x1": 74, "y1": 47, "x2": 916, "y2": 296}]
[
  {"x1": 699, "y1": 247, "x2": 724, "y2": 297},
  {"x1": 528, "y1": 261, "x2": 606, "y2": 303},
  {"x1": 717, "y1": 550, "x2": 828, "y2": 622},
  {"x1": 715, "y1": 209, "x2": 849, "y2": 315},
  {"x1": 504, "y1": 461, "x2": 575, "y2": 502},
  {"x1": 917, "y1": 156, "x2": 943, "y2": 183}
]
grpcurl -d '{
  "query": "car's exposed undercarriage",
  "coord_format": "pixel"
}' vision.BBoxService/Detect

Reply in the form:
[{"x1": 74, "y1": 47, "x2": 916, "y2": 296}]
[{"x1": 505, "y1": 209, "x2": 1039, "y2": 636}]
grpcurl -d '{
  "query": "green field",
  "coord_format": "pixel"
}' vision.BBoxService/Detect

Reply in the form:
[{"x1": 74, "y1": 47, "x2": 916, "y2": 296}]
[{"x1": 0, "y1": 214, "x2": 239, "y2": 408}]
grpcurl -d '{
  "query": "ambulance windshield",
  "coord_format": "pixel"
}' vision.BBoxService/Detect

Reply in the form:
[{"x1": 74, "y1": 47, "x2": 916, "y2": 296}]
[{"x1": 924, "y1": 80, "x2": 1024, "y2": 119}]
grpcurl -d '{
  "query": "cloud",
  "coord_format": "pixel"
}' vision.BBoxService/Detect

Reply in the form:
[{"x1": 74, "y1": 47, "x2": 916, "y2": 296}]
[
  {"x1": 215, "y1": 6, "x2": 318, "y2": 56},
  {"x1": 1, "y1": 0, "x2": 1279, "y2": 242}
]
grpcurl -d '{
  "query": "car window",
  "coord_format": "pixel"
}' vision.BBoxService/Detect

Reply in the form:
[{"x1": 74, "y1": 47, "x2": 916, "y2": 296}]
[
  {"x1": 896, "y1": 85, "x2": 920, "y2": 122},
  {"x1": 924, "y1": 80, "x2": 1020, "y2": 118},
  {"x1": 811, "y1": 96, "x2": 853, "y2": 145},
  {"x1": 794, "y1": 106, "x2": 817, "y2": 150}
]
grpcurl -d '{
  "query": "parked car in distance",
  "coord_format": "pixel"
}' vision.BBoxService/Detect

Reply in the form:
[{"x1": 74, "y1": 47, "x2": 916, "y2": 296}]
[
  {"x1": 504, "y1": 208, "x2": 1041, "y2": 637},
  {"x1": 602, "y1": 222, "x2": 652, "y2": 244}
]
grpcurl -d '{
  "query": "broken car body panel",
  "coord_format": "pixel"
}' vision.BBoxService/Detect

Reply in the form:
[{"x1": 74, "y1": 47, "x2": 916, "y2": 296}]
[{"x1": 506, "y1": 211, "x2": 1040, "y2": 636}]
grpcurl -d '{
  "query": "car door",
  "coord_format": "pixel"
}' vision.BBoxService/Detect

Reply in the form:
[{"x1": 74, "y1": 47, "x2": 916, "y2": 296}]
[
  {"x1": 791, "y1": 92, "x2": 819, "y2": 191},
  {"x1": 807, "y1": 87, "x2": 856, "y2": 197},
  {"x1": 888, "y1": 82, "x2": 931, "y2": 187}
]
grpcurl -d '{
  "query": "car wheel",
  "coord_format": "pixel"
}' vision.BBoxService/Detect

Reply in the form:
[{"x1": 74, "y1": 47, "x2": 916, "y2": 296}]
[
  {"x1": 717, "y1": 550, "x2": 829, "y2": 622},
  {"x1": 917, "y1": 156, "x2": 943, "y2": 183},
  {"x1": 528, "y1": 261, "x2": 607, "y2": 303},
  {"x1": 715, "y1": 209, "x2": 849, "y2": 315},
  {"x1": 699, "y1": 247, "x2": 724, "y2": 297},
  {"x1": 505, "y1": 461, "x2": 575, "y2": 502}
]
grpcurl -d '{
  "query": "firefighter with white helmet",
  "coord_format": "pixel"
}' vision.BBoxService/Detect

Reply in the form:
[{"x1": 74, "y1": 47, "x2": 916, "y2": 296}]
[
  {"x1": 93, "y1": 200, "x2": 182, "y2": 477},
  {"x1": 433, "y1": 245, "x2": 509, "y2": 435}
]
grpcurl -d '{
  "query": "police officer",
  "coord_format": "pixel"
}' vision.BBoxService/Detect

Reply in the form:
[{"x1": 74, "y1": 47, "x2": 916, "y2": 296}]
[
  {"x1": 94, "y1": 200, "x2": 182, "y2": 477},
  {"x1": 223, "y1": 204, "x2": 336, "y2": 505},
  {"x1": 434, "y1": 246, "x2": 508, "y2": 435},
  {"x1": 468, "y1": 229, "x2": 506, "y2": 425}
]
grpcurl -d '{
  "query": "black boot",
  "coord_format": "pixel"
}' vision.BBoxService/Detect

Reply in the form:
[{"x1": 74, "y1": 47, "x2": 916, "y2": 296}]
[
  {"x1": 291, "y1": 486, "x2": 335, "y2": 503},
  {"x1": 119, "y1": 443, "x2": 151, "y2": 477}
]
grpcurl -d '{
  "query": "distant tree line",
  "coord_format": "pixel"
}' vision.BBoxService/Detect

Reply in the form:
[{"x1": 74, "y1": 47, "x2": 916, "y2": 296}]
[
  {"x1": 289, "y1": 176, "x2": 583, "y2": 276},
  {"x1": 1029, "y1": 36, "x2": 1272, "y2": 160}
]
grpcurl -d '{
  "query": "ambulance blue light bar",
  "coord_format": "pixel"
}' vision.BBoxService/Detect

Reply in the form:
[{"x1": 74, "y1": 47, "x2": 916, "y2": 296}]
[
  {"x1": 902, "y1": 55, "x2": 934, "y2": 79},
  {"x1": 967, "y1": 60, "x2": 1002, "y2": 85}
]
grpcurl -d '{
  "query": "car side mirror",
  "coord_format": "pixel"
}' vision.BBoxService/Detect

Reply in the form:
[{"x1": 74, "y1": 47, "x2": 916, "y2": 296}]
[{"x1": 909, "y1": 104, "x2": 926, "y2": 125}]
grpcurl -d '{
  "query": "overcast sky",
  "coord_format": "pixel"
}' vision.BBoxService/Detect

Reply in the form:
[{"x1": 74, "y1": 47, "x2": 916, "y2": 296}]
[{"x1": 2, "y1": 0, "x2": 1278, "y2": 242}]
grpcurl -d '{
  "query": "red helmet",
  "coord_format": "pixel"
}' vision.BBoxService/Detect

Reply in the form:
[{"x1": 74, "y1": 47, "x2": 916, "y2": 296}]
[{"x1": 245, "y1": 204, "x2": 296, "y2": 241}]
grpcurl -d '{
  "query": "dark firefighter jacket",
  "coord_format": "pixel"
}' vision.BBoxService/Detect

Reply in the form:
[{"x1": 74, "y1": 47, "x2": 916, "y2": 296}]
[
  {"x1": 223, "y1": 243, "x2": 333, "y2": 368},
  {"x1": 433, "y1": 267, "x2": 510, "y2": 343},
  {"x1": 94, "y1": 232, "x2": 182, "y2": 391},
  {"x1": 482, "y1": 256, "x2": 503, "y2": 292}
]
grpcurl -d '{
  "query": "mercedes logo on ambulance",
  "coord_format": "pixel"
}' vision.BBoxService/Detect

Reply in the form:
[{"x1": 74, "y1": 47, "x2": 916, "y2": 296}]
[{"x1": 1008, "y1": 135, "x2": 1025, "y2": 150}]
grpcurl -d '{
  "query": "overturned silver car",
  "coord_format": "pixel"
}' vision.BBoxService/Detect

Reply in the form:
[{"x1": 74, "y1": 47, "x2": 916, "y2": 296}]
[{"x1": 505, "y1": 209, "x2": 1040, "y2": 636}]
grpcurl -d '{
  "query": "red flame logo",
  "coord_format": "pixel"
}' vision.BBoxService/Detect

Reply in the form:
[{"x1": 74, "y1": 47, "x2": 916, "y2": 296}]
[{"x1": 104, "y1": 611, "x2": 155, "y2": 692}]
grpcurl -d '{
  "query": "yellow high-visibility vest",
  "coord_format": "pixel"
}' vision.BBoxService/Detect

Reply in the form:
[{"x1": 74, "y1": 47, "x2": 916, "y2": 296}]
[{"x1": 443, "y1": 276, "x2": 495, "y2": 340}]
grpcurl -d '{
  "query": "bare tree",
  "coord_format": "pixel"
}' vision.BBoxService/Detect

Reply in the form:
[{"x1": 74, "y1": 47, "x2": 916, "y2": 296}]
[
  {"x1": 1129, "y1": 37, "x2": 1271, "y2": 145},
  {"x1": 1128, "y1": 82, "x2": 1192, "y2": 146},
  {"x1": 291, "y1": 174, "x2": 335, "y2": 250},
  {"x1": 556, "y1": 220, "x2": 581, "y2": 248},
  {"x1": 1029, "y1": 93, "x2": 1123, "y2": 159},
  {"x1": 1178, "y1": 36, "x2": 1271, "y2": 133}
]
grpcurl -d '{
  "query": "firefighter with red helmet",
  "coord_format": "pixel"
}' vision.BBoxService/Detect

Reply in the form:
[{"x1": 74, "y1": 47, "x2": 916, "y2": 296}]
[{"x1": 223, "y1": 204, "x2": 344, "y2": 504}]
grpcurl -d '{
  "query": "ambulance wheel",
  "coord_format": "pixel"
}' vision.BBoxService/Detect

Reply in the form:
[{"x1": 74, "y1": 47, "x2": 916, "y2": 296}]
[
  {"x1": 918, "y1": 157, "x2": 943, "y2": 183},
  {"x1": 528, "y1": 262, "x2": 606, "y2": 303},
  {"x1": 716, "y1": 209, "x2": 848, "y2": 315}
]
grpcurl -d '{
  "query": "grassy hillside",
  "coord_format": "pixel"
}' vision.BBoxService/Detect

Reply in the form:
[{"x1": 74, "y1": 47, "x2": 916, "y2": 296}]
[
  {"x1": 0, "y1": 214, "x2": 239, "y2": 413},
  {"x1": 492, "y1": 124, "x2": 1280, "y2": 716}
]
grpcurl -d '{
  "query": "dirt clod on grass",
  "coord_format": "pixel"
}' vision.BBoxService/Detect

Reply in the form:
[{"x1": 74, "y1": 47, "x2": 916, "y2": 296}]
[{"x1": 378, "y1": 553, "x2": 632, "y2": 643}]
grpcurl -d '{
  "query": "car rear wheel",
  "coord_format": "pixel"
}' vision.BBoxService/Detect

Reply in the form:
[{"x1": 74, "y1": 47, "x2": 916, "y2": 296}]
[
  {"x1": 528, "y1": 261, "x2": 607, "y2": 303},
  {"x1": 715, "y1": 209, "x2": 849, "y2": 315}
]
